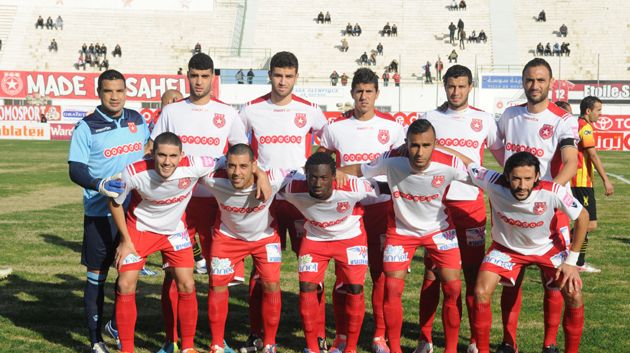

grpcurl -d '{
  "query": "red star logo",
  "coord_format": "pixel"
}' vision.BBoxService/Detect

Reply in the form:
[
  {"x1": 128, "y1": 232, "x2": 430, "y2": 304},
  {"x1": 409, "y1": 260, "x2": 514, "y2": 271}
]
[
  {"x1": 336, "y1": 201, "x2": 350, "y2": 213},
  {"x1": 470, "y1": 118, "x2": 483, "y2": 132}
]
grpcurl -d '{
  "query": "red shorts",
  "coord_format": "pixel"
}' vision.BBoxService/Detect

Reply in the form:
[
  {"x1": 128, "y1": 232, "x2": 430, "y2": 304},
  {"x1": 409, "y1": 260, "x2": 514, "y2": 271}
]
[
  {"x1": 383, "y1": 230, "x2": 461, "y2": 272},
  {"x1": 209, "y1": 232, "x2": 282, "y2": 287},
  {"x1": 119, "y1": 224, "x2": 194, "y2": 272},
  {"x1": 480, "y1": 241, "x2": 572, "y2": 288},
  {"x1": 185, "y1": 197, "x2": 219, "y2": 259},
  {"x1": 298, "y1": 234, "x2": 369, "y2": 285},
  {"x1": 363, "y1": 201, "x2": 391, "y2": 277},
  {"x1": 444, "y1": 196, "x2": 487, "y2": 266},
  {"x1": 272, "y1": 199, "x2": 305, "y2": 253}
]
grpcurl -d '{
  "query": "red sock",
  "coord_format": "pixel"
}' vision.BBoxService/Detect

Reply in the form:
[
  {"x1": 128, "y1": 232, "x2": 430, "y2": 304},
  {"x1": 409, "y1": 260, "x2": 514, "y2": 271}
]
[
  {"x1": 178, "y1": 291, "x2": 198, "y2": 350},
  {"x1": 465, "y1": 283, "x2": 475, "y2": 344},
  {"x1": 543, "y1": 289, "x2": 563, "y2": 347},
  {"x1": 208, "y1": 289, "x2": 229, "y2": 347},
  {"x1": 419, "y1": 277, "x2": 440, "y2": 342},
  {"x1": 472, "y1": 301, "x2": 492, "y2": 353},
  {"x1": 161, "y1": 276, "x2": 179, "y2": 343},
  {"x1": 371, "y1": 273, "x2": 386, "y2": 338},
  {"x1": 500, "y1": 285, "x2": 522, "y2": 347},
  {"x1": 261, "y1": 289, "x2": 282, "y2": 346},
  {"x1": 300, "y1": 291, "x2": 320, "y2": 352},
  {"x1": 116, "y1": 292, "x2": 137, "y2": 352},
  {"x1": 441, "y1": 280, "x2": 462, "y2": 353},
  {"x1": 333, "y1": 282, "x2": 347, "y2": 337},
  {"x1": 318, "y1": 283, "x2": 327, "y2": 338},
  {"x1": 563, "y1": 305, "x2": 584, "y2": 353},
  {"x1": 344, "y1": 292, "x2": 365, "y2": 352},
  {"x1": 248, "y1": 273, "x2": 263, "y2": 336},
  {"x1": 384, "y1": 277, "x2": 405, "y2": 353}
]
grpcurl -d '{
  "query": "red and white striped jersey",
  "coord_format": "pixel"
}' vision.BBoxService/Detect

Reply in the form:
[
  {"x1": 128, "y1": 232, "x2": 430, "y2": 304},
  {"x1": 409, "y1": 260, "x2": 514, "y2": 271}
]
[
  {"x1": 115, "y1": 155, "x2": 221, "y2": 235},
  {"x1": 361, "y1": 150, "x2": 470, "y2": 237},
  {"x1": 496, "y1": 103, "x2": 576, "y2": 181},
  {"x1": 150, "y1": 98, "x2": 248, "y2": 197},
  {"x1": 200, "y1": 168, "x2": 292, "y2": 242},
  {"x1": 280, "y1": 174, "x2": 378, "y2": 241},
  {"x1": 421, "y1": 106, "x2": 499, "y2": 200},
  {"x1": 468, "y1": 163, "x2": 582, "y2": 255},
  {"x1": 319, "y1": 110, "x2": 405, "y2": 205},
  {"x1": 240, "y1": 93, "x2": 327, "y2": 169}
]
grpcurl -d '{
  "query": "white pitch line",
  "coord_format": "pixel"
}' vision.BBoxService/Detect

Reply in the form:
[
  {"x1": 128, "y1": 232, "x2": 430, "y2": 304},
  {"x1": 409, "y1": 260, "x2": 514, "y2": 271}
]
[{"x1": 608, "y1": 173, "x2": 630, "y2": 185}]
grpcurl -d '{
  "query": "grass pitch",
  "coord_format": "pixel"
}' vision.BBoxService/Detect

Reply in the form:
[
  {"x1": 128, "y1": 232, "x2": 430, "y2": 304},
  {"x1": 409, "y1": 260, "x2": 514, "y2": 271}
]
[{"x1": 0, "y1": 140, "x2": 628, "y2": 352}]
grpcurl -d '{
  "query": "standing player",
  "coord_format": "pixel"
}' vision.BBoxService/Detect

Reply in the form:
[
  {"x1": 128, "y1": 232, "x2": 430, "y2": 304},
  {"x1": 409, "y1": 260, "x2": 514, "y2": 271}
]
[
  {"x1": 280, "y1": 152, "x2": 379, "y2": 353},
  {"x1": 150, "y1": 53, "x2": 248, "y2": 353},
  {"x1": 317, "y1": 67, "x2": 405, "y2": 353},
  {"x1": 69, "y1": 69, "x2": 150, "y2": 353},
  {"x1": 341, "y1": 119, "x2": 469, "y2": 353},
  {"x1": 488, "y1": 58, "x2": 578, "y2": 353},
  {"x1": 239, "y1": 51, "x2": 328, "y2": 351},
  {"x1": 461, "y1": 152, "x2": 588, "y2": 353},
  {"x1": 571, "y1": 96, "x2": 614, "y2": 272}
]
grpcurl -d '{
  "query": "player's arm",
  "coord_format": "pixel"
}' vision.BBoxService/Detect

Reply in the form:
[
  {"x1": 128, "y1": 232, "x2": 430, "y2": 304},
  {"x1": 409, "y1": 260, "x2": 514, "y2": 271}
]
[
  {"x1": 434, "y1": 145, "x2": 474, "y2": 166},
  {"x1": 338, "y1": 164, "x2": 363, "y2": 177},
  {"x1": 584, "y1": 147, "x2": 614, "y2": 196},
  {"x1": 556, "y1": 207, "x2": 588, "y2": 293},
  {"x1": 254, "y1": 167, "x2": 272, "y2": 202},
  {"x1": 553, "y1": 140, "x2": 578, "y2": 185},
  {"x1": 109, "y1": 198, "x2": 137, "y2": 269}
]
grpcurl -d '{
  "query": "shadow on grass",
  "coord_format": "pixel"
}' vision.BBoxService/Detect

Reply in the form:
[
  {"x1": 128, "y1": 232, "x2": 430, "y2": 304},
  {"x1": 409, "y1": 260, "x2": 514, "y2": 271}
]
[{"x1": 40, "y1": 233, "x2": 83, "y2": 253}]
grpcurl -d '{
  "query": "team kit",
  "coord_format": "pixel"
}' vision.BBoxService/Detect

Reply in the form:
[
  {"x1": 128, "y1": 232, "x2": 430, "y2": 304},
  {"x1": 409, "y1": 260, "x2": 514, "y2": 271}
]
[{"x1": 69, "y1": 51, "x2": 609, "y2": 353}]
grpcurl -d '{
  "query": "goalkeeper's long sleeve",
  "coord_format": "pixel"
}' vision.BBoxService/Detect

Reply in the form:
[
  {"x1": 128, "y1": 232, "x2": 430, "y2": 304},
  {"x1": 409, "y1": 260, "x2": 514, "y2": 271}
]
[{"x1": 69, "y1": 161, "x2": 101, "y2": 191}]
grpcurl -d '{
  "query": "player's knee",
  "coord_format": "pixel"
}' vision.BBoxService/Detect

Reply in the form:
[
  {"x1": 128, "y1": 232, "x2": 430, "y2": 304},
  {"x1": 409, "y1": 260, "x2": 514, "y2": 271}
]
[
  {"x1": 261, "y1": 280, "x2": 280, "y2": 292},
  {"x1": 346, "y1": 284, "x2": 363, "y2": 294},
  {"x1": 299, "y1": 281, "x2": 318, "y2": 292},
  {"x1": 176, "y1": 277, "x2": 196, "y2": 293},
  {"x1": 562, "y1": 288, "x2": 583, "y2": 307},
  {"x1": 116, "y1": 276, "x2": 137, "y2": 294},
  {"x1": 474, "y1": 285, "x2": 493, "y2": 303}
]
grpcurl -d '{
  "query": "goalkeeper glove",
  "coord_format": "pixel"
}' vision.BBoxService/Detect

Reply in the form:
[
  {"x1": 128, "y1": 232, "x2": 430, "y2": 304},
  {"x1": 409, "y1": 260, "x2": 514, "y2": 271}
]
[{"x1": 98, "y1": 173, "x2": 125, "y2": 198}]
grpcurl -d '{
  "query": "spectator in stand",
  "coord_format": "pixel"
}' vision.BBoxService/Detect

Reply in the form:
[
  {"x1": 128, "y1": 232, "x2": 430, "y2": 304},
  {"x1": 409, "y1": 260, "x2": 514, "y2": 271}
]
[
  {"x1": 88, "y1": 43, "x2": 95, "y2": 55},
  {"x1": 113, "y1": 44, "x2": 122, "y2": 57},
  {"x1": 560, "y1": 24, "x2": 568, "y2": 37},
  {"x1": 354, "y1": 23, "x2": 362, "y2": 36},
  {"x1": 340, "y1": 72, "x2": 349, "y2": 86},
  {"x1": 544, "y1": 42, "x2": 552, "y2": 55},
  {"x1": 390, "y1": 59, "x2": 398, "y2": 73},
  {"x1": 193, "y1": 42, "x2": 201, "y2": 54},
  {"x1": 383, "y1": 22, "x2": 391, "y2": 36},
  {"x1": 346, "y1": 22, "x2": 353, "y2": 36},
  {"x1": 478, "y1": 29, "x2": 487, "y2": 43},
  {"x1": 553, "y1": 42, "x2": 561, "y2": 56},
  {"x1": 99, "y1": 58, "x2": 109, "y2": 71},
  {"x1": 393, "y1": 71, "x2": 401, "y2": 87},
  {"x1": 448, "y1": 49, "x2": 458, "y2": 63},
  {"x1": 391, "y1": 24, "x2": 398, "y2": 36},
  {"x1": 459, "y1": 29, "x2": 466, "y2": 49},
  {"x1": 81, "y1": 43, "x2": 87, "y2": 54},
  {"x1": 536, "y1": 42, "x2": 544, "y2": 56},
  {"x1": 235, "y1": 69, "x2": 244, "y2": 84},
  {"x1": 177, "y1": 67, "x2": 183, "y2": 75},
  {"x1": 370, "y1": 50, "x2": 377, "y2": 66},
  {"x1": 450, "y1": 0, "x2": 458, "y2": 11},
  {"x1": 448, "y1": 22, "x2": 457, "y2": 44},
  {"x1": 459, "y1": 0, "x2": 467, "y2": 10},
  {"x1": 340, "y1": 37, "x2": 349, "y2": 52},
  {"x1": 561, "y1": 42, "x2": 571, "y2": 56},
  {"x1": 95, "y1": 43, "x2": 101, "y2": 57},
  {"x1": 330, "y1": 70, "x2": 339, "y2": 86},
  {"x1": 537, "y1": 9, "x2": 546, "y2": 22},
  {"x1": 377, "y1": 42, "x2": 383, "y2": 55},
  {"x1": 457, "y1": 18, "x2": 464, "y2": 38},
  {"x1": 101, "y1": 43, "x2": 107, "y2": 58},
  {"x1": 76, "y1": 54, "x2": 86, "y2": 70},
  {"x1": 0, "y1": 39, "x2": 2, "y2": 51},
  {"x1": 468, "y1": 30, "x2": 477, "y2": 43},
  {"x1": 247, "y1": 68, "x2": 255, "y2": 84},
  {"x1": 46, "y1": 16, "x2": 54, "y2": 29},
  {"x1": 435, "y1": 57, "x2": 444, "y2": 81},
  {"x1": 325, "y1": 11, "x2": 331, "y2": 23},
  {"x1": 317, "y1": 11, "x2": 324, "y2": 24},
  {"x1": 360, "y1": 51, "x2": 369, "y2": 66},
  {"x1": 35, "y1": 15, "x2": 44, "y2": 29},
  {"x1": 382, "y1": 69, "x2": 390, "y2": 87},
  {"x1": 423, "y1": 61, "x2": 432, "y2": 83},
  {"x1": 48, "y1": 38, "x2": 58, "y2": 52},
  {"x1": 40, "y1": 113, "x2": 47, "y2": 123},
  {"x1": 55, "y1": 15, "x2": 63, "y2": 30}
]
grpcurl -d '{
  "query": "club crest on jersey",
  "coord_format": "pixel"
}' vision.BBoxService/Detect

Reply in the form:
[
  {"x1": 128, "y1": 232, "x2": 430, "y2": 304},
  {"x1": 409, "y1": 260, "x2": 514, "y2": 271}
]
[
  {"x1": 294, "y1": 113, "x2": 307, "y2": 128},
  {"x1": 432, "y1": 175, "x2": 445, "y2": 188},
  {"x1": 213, "y1": 113, "x2": 225, "y2": 128},
  {"x1": 470, "y1": 118, "x2": 483, "y2": 132},
  {"x1": 337, "y1": 201, "x2": 350, "y2": 213},
  {"x1": 533, "y1": 201, "x2": 547, "y2": 215},
  {"x1": 539, "y1": 124, "x2": 554, "y2": 139},
  {"x1": 128, "y1": 122, "x2": 137, "y2": 133},
  {"x1": 377, "y1": 129, "x2": 390, "y2": 144},
  {"x1": 178, "y1": 178, "x2": 192, "y2": 189}
]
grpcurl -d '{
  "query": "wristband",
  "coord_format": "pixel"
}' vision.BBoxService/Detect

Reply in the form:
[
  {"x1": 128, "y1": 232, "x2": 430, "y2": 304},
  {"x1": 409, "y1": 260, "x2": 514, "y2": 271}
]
[{"x1": 565, "y1": 251, "x2": 580, "y2": 266}]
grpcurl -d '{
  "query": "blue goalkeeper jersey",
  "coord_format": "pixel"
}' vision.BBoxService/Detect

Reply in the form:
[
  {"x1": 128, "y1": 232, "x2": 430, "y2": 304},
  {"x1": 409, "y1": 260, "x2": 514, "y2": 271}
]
[{"x1": 69, "y1": 106, "x2": 149, "y2": 217}]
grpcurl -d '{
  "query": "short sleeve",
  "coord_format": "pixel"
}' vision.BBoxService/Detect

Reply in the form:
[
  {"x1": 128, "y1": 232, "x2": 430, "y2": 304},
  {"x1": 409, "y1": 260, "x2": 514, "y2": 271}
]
[
  {"x1": 68, "y1": 122, "x2": 91, "y2": 163},
  {"x1": 555, "y1": 185, "x2": 583, "y2": 221},
  {"x1": 452, "y1": 157, "x2": 472, "y2": 183},
  {"x1": 227, "y1": 110, "x2": 249, "y2": 145},
  {"x1": 485, "y1": 116, "x2": 500, "y2": 150},
  {"x1": 357, "y1": 177, "x2": 380, "y2": 198},
  {"x1": 319, "y1": 124, "x2": 336, "y2": 150},
  {"x1": 391, "y1": 123, "x2": 405, "y2": 148},
  {"x1": 310, "y1": 107, "x2": 328, "y2": 138},
  {"x1": 361, "y1": 154, "x2": 389, "y2": 178},
  {"x1": 150, "y1": 105, "x2": 170, "y2": 141},
  {"x1": 239, "y1": 108, "x2": 252, "y2": 135},
  {"x1": 467, "y1": 163, "x2": 500, "y2": 191},
  {"x1": 579, "y1": 123, "x2": 596, "y2": 149}
]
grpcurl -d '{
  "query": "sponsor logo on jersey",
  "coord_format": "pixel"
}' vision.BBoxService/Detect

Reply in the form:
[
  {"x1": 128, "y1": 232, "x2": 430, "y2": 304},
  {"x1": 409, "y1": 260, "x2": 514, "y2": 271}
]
[
  {"x1": 377, "y1": 129, "x2": 390, "y2": 144},
  {"x1": 178, "y1": 178, "x2": 191, "y2": 189},
  {"x1": 432, "y1": 175, "x2": 445, "y2": 188},
  {"x1": 550, "y1": 250, "x2": 568, "y2": 268},
  {"x1": 336, "y1": 201, "x2": 350, "y2": 213},
  {"x1": 533, "y1": 201, "x2": 547, "y2": 215},
  {"x1": 383, "y1": 245, "x2": 408, "y2": 262},
  {"x1": 562, "y1": 193, "x2": 574, "y2": 208},
  {"x1": 200, "y1": 156, "x2": 216, "y2": 168},
  {"x1": 437, "y1": 138, "x2": 480, "y2": 148},
  {"x1": 103, "y1": 142, "x2": 143, "y2": 158},
  {"x1": 470, "y1": 118, "x2": 483, "y2": 132},
  {"x1": 266, "y1": 243, "x2": 282, "y2": 263},
  {"x1": 298, "y1": 254, "x2": 318, "y2": 272},
  {"x1": 308, "y1": 215, "x2": 348, "y2": 228},
  {"x1": 539, "y1": 124, "x2": 554, "y2": 139},
  {"x1": 505, "y1": 142, "x2": 544, "y2": 157},
  {"x1": 211, "y1": 257, "x2": 234, "y2": 275},
  {"x1": 1, "y1": 72, "x2": 23, "y2": 96},
  {"x1": 128, "y1": 122, "x2": 137, "y2": 133},
  {"x1": 180, "y1": 135, "x2": 221, "y2": 145},
  {"x1": 465, "y1": 226, "x2": 485, "y2": 247},
  {"x1": 432, "y1": 229, "x2": 458, "y2": 251},
  {"x1": 483, "y1": 249, "x2": 513, "y2": 270},
  {"x1": 258, "y1": 135, "x2": 303, "y2": 144},
  {"x1": 496, "y1": 211, "x2": 544, "y2": 229},
  {"x1": 342, "y1": 152, "x2": 381, "y2": 163},
  {"x1": 346, "y1": 246, "x2": 368, "y2": 265},
  {"x1": 219, "y1": 202, "x2": 266, "y2": 214},
  {"x1": 213, "y1": 113, "x2": 225, "y2": 128},
  {"x1": 148, "y1": 191, "x2": 191, "y2": 205},
  {"x1": 392, "y1": 190, "x2": 439, "y2": 202},
  {"x1": 294, "y1": 113, "x2": 307, "y2": 128}
]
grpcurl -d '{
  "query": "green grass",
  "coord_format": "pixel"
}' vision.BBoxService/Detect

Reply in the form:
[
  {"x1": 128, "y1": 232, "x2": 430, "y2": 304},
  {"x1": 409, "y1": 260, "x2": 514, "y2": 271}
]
[{"x1": 0, "y1": 140, "x2": 628, "y2": 352}]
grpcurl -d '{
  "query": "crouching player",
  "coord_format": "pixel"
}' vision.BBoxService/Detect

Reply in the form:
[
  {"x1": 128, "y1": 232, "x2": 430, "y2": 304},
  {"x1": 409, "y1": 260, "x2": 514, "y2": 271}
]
[
  {"x1": 460, "y1": 151, "x2": 587, "y2": 353},
  {"x1": 280, "y1": 152, "x2": 380, "y2": 353}
]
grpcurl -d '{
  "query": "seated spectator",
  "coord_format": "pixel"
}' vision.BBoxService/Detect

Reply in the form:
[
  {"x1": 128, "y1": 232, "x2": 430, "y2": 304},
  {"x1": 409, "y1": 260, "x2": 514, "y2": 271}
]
[
  {"x1": 113, "y1": 44, "x2": 122, "y2": 57},
  {"x1": 537, "y1": 10, "x2": 546, "y2": 22},
  {"x1": 55, "y1": 15, "x2": 63, "y2": 30},
  {"x1": 560, "y1": 24, "x2": 568, "y2": 37},
  {"x1": 247, "y1": 69, "x2": 255, "y2": 84},
  {"x1": 88, "y1": 43, "x2": 95, "y2": 54},
  {"x1": 553, "y1": 42, "x2": 561, "y2": 56},
  {"x1": 340, "y1": 72, "x2": 349, "y2": 86},
  {"x1": 317, "y1": 11, "x2": 324, "y2": 24},
  {"x1": 536, "y1": 42, "x2": 544, "y2": 56},
  {"x1": 383, "y1": 22, "x2": 391, "y2": 36},
  {"x1": 81, "y1": 43, "x2": 87, "y2": 54},
  {"x1": 448, "y1": 22, "x2": 457, "y2": 44},
  {"x1": 478, "y1": 29, "x2": 487, "y2": 42},
  {"x1": 459, "y1": 0, "x2": 467, "y2": 10},
  {"x1": 468, "y1": 30, "x2": 477, "y2": 43},
  {"x1": 345, "y1": 22, "x2": 353, "y2": 36},
  {"x1": 353, "y1": 23, "x2": 362, "y2": 36},
  {"x1": 340, "y1": 37, "x2": 349, "y2": 52},
  {"x1": 377, "y1": 42, "x2": 383, "y2": 55},
  {"x1": 450, "y1": 0, "x2": 458, "y2": 11},
  {"x1": 360, "y1": 51, "x2": 369, "y2": 65},
  {"x1": 561, "y1": 42, "x2": 571, "y2": 56},
  {"x1": 177, "y1": 67, "x2": 183, "y2": 75},
  {"x1": 544, "y1": 42, "x2": 552, "y2": 56},
  {"x1": 235, "y1": 69, "x2": 244, "y2": 84},
  {"x1": 391, "y1": 24, "x2": 398, "y2": 36},
  {"x1": 330, "y1": 70, "x2": 339, "y2": 86},
  {"x1": 48, "y1": 39, "x2": 58, "y2": 52},
  {"x1": 325, "y1": 11, "x2": 331, "y2": 23},
  {"x1": 40, "y1": 113, "x2": 47, "y2": 123},
  {"x1": 35, "y1": 15, "x2": 44, "y2": 29},
  {"x1": 194, "y1": 42, "x2": 201, "y2": 54},
  {"x1": 369, "y1": 51, "x2": 377, "y2": 65},
  {"x1": 99, "y1": 58, "x2": 109, "y2": 71},
  {"x1": 389, "y1": 59, "x2": 398, "y2": 72},
  {"x1": 448, "y1": 49, "x2": 458, "y2": 63},
  {"x1": 95, "y1": 43, "x2": 101, "y2": 56},
  {"x1": 46, "y1": 16, "x2": 54, "y2": 29},
  {"x1": 101, "y1": 43, "x2": 107, "y2": 58}
]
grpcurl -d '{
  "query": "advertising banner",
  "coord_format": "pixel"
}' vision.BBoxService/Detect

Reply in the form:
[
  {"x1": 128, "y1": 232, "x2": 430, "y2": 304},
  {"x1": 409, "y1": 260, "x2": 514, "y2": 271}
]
[
  {"x1": 0, "y1": 121, "x2": 50, "y2": 140},
  {"x1": 49, "y1": 123, "x2": 76, "y2": 141},
  {"x1": 0, "y1": 105, "x2": 61, "y2": 122}
]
